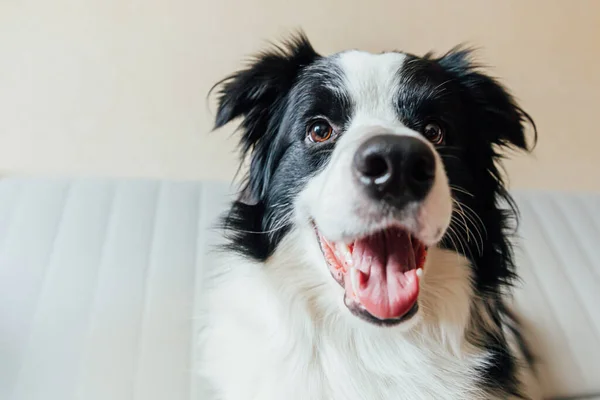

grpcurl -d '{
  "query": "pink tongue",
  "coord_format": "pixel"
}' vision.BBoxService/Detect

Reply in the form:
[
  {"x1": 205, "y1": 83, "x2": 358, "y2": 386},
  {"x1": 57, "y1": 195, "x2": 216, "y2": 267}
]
[{"x1": 351, "y1": 229, "x2": 419, "y2": 320}]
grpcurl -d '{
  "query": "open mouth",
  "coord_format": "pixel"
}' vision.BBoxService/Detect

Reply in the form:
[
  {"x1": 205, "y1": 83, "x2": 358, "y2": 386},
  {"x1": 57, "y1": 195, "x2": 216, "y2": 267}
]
[{"x1": 315, "y1": 225, "x2": 427, "y2": 326}]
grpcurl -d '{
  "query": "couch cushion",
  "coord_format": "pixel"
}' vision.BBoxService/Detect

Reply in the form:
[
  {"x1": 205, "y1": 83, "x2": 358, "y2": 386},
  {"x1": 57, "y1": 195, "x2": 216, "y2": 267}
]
[{"x1": 0, "y1": 178, "x2": 230, "y2": 400}]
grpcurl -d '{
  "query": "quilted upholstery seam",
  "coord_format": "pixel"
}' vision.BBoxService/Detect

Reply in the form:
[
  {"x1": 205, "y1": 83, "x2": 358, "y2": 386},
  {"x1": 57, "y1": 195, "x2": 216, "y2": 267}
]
[
  {"x1": 0, "y1": 182, "x2": 24, "y2": 253},
  {"x1": 576, "y1": 195, "x2": 600, "y2": 276},
  {"x1": 10, "y1": 181, "x2": 72, "y2": 398},
  {"x1": 188, "y1": 184, "x2": 203, "y2": 399},
  {"x1": 131, "y1": 181, "x2": 162, "y2": 400},
  {"x1": 72, "y1": 182, "x2": 118, "y2": 398},
  {"x1": 550, "y1": 197, "x2": 599, "y2": 281}
]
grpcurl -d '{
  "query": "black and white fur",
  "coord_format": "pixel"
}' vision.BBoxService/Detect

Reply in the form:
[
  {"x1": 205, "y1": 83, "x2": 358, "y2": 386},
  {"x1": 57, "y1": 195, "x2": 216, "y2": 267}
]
[{"x1": 200, "y1": 33, "x2": 539, "y2": 399}]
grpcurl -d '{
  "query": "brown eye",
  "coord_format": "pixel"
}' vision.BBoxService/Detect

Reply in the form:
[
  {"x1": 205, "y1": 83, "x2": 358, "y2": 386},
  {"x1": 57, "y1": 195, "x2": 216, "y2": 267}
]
[
  {"x1": 307, "y1": 120, "x2": 334, "y2": 143},
  {"x1": 423, "y1": 122, "x2": 444, "y2": 145}
]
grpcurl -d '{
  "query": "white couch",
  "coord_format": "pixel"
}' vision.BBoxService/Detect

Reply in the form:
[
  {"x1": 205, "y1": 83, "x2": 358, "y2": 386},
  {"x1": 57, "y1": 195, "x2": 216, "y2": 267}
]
[{"x1": 0, "y1": 178, "x2": 598, "y2": 399}]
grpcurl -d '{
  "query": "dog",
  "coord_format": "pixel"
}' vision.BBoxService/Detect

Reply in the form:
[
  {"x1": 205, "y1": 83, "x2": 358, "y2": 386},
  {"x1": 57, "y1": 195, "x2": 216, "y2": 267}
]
[{"x1": 200, "y1": 33, "x2": 540, "y2": 399}]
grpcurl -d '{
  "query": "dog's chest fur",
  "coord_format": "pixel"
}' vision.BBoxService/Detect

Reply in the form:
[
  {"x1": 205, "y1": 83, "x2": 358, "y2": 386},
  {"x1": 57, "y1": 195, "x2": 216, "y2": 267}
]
[
  {"x1": 203, "y1": 318, "x2": 486, "y2": 399},
  {"x1": 200, "y1": 243, "x2": 502, "y2": 400}
]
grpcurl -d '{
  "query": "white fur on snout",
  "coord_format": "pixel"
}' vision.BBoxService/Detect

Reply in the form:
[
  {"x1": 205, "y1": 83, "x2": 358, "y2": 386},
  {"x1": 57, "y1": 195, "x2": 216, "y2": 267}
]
[
  {"x1": 300, "y1": 129, "x2": 453, "y2": 247},
  {"x1": 416, "y1": 150, "x2": 453, "y2": 245}
]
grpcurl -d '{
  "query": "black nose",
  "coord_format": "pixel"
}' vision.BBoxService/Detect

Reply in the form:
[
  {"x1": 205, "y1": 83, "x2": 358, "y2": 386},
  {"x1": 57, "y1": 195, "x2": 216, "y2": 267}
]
[{"x1": 353, "y1": 135, "x2": 435, "y2": 207}]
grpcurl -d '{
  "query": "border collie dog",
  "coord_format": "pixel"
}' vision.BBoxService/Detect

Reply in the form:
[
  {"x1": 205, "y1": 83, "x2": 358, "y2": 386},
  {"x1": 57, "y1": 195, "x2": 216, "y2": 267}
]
[{"x1": 201, "y1": 33, "x2": 539, "y2": 399}]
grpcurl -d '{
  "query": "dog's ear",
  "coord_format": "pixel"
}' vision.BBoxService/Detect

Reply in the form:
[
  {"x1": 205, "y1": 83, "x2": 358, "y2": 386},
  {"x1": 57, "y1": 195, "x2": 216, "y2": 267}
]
[
  {"x1": 214, "y1": 32, "x2": 319, "y2": 130},
  {"x1": 437, "y1": 48, "x2": 537, "y2": 152},
  {"x1": 212, "y1": 32, "x2": 320, "y2": 203}
]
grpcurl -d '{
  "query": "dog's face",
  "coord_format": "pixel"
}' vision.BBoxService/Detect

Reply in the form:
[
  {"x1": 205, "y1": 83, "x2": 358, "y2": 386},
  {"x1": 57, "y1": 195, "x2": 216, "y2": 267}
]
[{"x1": 215, "y1": 34, "x2": 533, "y2": 327}]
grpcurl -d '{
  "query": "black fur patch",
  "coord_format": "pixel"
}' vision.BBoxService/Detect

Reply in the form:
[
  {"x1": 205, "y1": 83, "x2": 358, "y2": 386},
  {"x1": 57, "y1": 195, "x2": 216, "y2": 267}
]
[{"x1": 213, "y1": 33, "x2": 352, "y2": 260}]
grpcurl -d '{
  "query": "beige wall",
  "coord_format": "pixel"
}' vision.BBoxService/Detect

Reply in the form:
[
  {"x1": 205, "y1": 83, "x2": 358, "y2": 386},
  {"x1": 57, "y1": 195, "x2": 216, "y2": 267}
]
[{"x1": 1, "y1": 0, "x2": 598, "y2": 191}]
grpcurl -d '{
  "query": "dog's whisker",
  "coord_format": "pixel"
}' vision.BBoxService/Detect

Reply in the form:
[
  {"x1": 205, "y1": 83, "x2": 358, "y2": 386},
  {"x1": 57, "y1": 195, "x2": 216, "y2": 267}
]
[
  {"x1": 448, "y1": 218, "x2": 468, "y2": 256},
  {"x1": 450, "y1": 185, "x2": 475, "y2": 198},
  {"x1": 451, "y1": 215, "x2": 480, "y2": 259},
  {"x1": 452, "y1": 200, "x2": 484, "y2": 256},
  {"x1": 449, "y1": 210, "x2": 480, "y2": 260},
  {"x1": 443, "y1": 224, "x2": 466, "y2": 263},
  {"x1": 452, "y1": 199, "x2": 471, "y2": 244},
  {"x1": 234, "y1": 223, "x2": 289, "y2": 235},
  {"x1": 459, "y1": 202, "x2": 488, "y2": 240},
  {"x1": 451, "y1": 202, "x2": 484, "y2": 256},
  {"x1": 461, "y1": 211, "x2": 485, "y2": 255}
]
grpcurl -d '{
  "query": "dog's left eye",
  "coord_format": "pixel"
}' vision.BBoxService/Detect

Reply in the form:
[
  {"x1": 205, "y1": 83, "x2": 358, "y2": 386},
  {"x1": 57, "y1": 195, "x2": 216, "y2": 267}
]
[
  {"x1": 307, "y1": 120, "x2": 334, "y2": 143},
  {"x1": 423, "y1": 122, "x2": 445, "y2": 145}
]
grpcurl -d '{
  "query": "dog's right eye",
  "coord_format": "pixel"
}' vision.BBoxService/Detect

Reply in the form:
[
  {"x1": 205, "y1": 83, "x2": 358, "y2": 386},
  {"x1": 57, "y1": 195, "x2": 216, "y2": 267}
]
[
  {"x1": 307, "y1": 120, "x2": 334, "y2": 143},
  {"x1": 423, "y1": 122, "x2": 445, "y2": 145}
]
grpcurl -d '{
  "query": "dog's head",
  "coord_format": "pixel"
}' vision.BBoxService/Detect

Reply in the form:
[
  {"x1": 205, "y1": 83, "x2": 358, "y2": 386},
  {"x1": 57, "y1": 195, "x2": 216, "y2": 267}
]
[{"x1": 214, "y1": 33, "x2": 535, "y2": 327}]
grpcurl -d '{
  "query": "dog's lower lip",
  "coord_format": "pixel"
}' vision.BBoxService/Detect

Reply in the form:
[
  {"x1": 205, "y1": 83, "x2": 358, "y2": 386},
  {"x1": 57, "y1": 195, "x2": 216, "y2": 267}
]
[{"x1": 346, "y1": 301, "x2": 419, "y2": 326}]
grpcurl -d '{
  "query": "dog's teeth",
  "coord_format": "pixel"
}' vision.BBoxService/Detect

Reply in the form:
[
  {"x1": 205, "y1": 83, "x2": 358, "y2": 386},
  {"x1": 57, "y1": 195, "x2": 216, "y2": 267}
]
[
  {"x1": 416, "y1": 268, "x2": 423, "y2": 278},
  {"x1": 337, "y1": 243, "x2": 353, "y2": 266},
  {"x1": 350, "y1": 267, "x2": 360, "y2": 294},
  {"x1": 344, "y1": 253, "x2": 353, "y2": 266}
]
